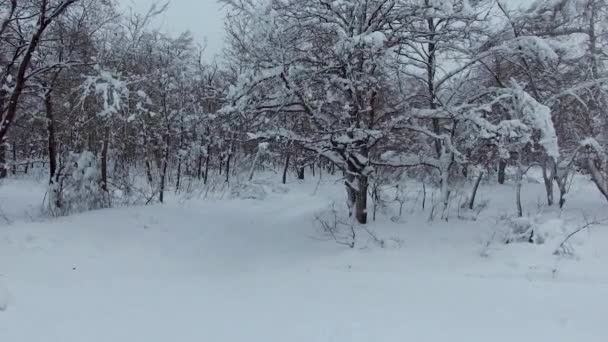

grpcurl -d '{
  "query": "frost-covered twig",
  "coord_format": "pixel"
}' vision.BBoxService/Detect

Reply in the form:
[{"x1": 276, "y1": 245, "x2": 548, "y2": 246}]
[{"x1": 554, "y1": 215, "x2": 608, "y2": 256}]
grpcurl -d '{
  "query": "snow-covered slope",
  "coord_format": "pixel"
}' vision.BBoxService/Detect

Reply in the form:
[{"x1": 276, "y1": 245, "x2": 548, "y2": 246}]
[{"x1": 0, "y1": 176, "x2": 607, "y2": 341}]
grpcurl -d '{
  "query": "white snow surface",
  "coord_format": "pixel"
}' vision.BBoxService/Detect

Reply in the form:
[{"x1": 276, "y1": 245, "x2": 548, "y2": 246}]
[{"x1": 1, "y1": 174, "x2": 608, "y2": 341}]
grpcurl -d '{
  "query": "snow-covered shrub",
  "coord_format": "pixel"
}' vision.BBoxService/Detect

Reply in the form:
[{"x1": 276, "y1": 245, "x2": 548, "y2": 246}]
[
  {"x1": 229, "y1": 179, "x2": 289, "y2": 200},
  {"x1": 315, "y1": 203, "x2": 356, "y2": 248},
  {"x1": 502, "y1": 216, "x2": 565, "y2": 245},
  {"x1": 229, "y1": 181, "x2": 268, "y2": 200},
  {"x1": 368, "y1": 173, "x2": 397, "y2": 221},
  {"x1": 315, "y1": 202, "x2": 390, "y2": 249},
  {"x1": 48, "y1": 151, "x2": 109, "y2": 215}
]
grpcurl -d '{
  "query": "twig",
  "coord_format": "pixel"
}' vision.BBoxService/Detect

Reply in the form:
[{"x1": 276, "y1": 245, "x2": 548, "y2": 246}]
[{"x1": 554, "y1": 215, "x2": 608, "y2": 255}]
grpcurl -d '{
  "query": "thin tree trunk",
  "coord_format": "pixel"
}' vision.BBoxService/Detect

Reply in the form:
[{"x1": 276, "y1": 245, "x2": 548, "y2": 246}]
[
  {"x1": 440, "y1": 164, "x2": 451, "y2": 218},
  {"x1": 0, "y1": 137, "x2": 7, "y2": 179},
  {"x1": 175, "y1": 160, "x2": 182, "y2": 192},
  {"x1": 426, "y1": 18, "x2": 441, "y2": 159},
  {"x1": 145, "y1": 159, "x2": 153, "y2": 183},
  {"x1": 46, "y1": 89, "x2": 57, "y2": 183},
  {"x1": 159, "y1": 138, "x2": 169, "y2": 203},
  {"x1": 297, "y1": 166, "x2": 304, "y2": 180},
  {"x1": 587, "y1": 157, "x2": 608, "y2": 203},
  {"x1": 225, "y1": 153, "x2": 231, "y2": 183},
  {"x1": 204, "y1": 147, "x2": 210, "y2": 185},
  {"x1": 248, "y1": 146, "x2": 263, "y2": 181},
  {"x1": 355, "y1": 174, "x2": 369, "y2": 224},
  {"x1": 422, "y1": 182, "x2": 426, "y2": 210},
  {"x1": 468, "y1": 171, "x2": 484, "y2": 210},
  {"x1": 175, "y1": 123, "x2": 185, "y2": 192},
  {"x1": 557, "y1": 177, "x2": 567, "y2": 208},
  {"x1": 498, "y1": 160, "x2": 507, "y2": 184},
  {"x1": 282, "y1": 152, "x2": 290, "y2": 184},
  {"x1": 11, "y1": 141, "x2": 16, "y2": 175},
  {"x1": 100, "y1": 127, "x2": 110, "y2": 192},
  {"x1": 24, "y1": 144, "x2": 30, "y2": 174},
  {"x1": 345, "y1": 170, "x2": 357, "y2": 218},
  {"x1": 45, "y1": 88, "x2": 60, "y2": 208},
  {"x1": 0, "y1": 6, "x2": 59, "y2": 149},
  {"x1": 345, "y1": 147, "x2": 369, "y2": 224},
  {"x1": 318, "y1": 160, "x2": 322, "y2": 179},
  {"x1": 516, "y1": 165, "x2": 524, "y2": 217},
  {"x1": 197, "y1": 153, "x2": 203, "y2": 180},
  {"x1": 542, "y1": 160, "x2": 555, "y2": 206},
  {"x1": 556, "y1": 165, "x2": 568, "y2": 209}
]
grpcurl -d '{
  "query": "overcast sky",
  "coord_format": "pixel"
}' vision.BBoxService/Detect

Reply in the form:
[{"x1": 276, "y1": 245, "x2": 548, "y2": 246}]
[
  {"x1": 121, "y1": 0, "x2": 530, "y2": 60},
  {"x1": 122, "y1": 0, "x2": 226, "y2": 59}
]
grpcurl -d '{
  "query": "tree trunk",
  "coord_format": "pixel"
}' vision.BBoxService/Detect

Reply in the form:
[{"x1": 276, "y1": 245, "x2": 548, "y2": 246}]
[
  {"x1": 557, "y1": 177, "x2": 567, "y2": 208},
  {"x1": 197, "y1": 153, "x2": 203, "y2": 180},
  {"x1": 0, "y1": 9, "x2": 57, "y2": 152},
  {"x1": 248, "y1": 146, "x2": 263, "y2": 181},
  {"x1": 345, "y1": 172, "x2": 357, "y2": 218},
  {"x1": 24, "y1": 144, "x2": 30, "y2": 174},
  {"x1": 422, "y1": 182, "x2": 426, "y2": 210},
  {"x1": 297, "y1": 166, "x2": 304, "y2": 180},
  {"x1": 282, "y1": 152, "x2": 290, "y2": 184},
  {"x1": 175, "y1": 159, "x2": 182, "y2": 192},
  {"x1": 145, "y1": 160, "x2": 153, "y2": 183},
  {"x1": 45, "y1": 89, "x2": 60, "y2": 208},
  {"x1": 468, "y1": 171, "x2": 484, "y2": 210},
  {"x1": 225, "y1": 153, "x2": 231, "y2": 183},
  {"x1": 159, "y1": 140, "x2": 169, "y2": 203},
  {"x1": 440, "y1": 164, "x2": 451, "y2": 218},
  {"x1": 587, "y1": 157, "x2": 608, "y2": 203},
  {"x1": 515, "y1": 166, "x2": 524, "y2": 217},
  {"x1": 46, "y1": 89, "x2": 57, "y2": 182},
  {"x1": 426, "y1": 19, "x2": 441, "y2": 159},
  {"x1": 100, "y1": 127, "x2": 110, "y2": 192},
  {"x1": 498, "y1": 160, "x2": 507, "y2": 184},
  {"x1": 11, "y1": 141, "x2": 16, "y2": 175},
  {"x1": 345, "y1": 150, "x2": 369, "y2": 225},
  {"x1": 355, "y1": 174, "x2": 368, "y2": 224},
  {"x1": 542, "y1": 160, "x2": 555, "y2": 206},
  {"x1": 0, "y1": 137, "x2": 7, "y2": 179},
  {"x1": 204, "y1": 147, "x2": 210, "y2": 185},
  {"x1": 175, "y1": 123, "x2": 185, "y2": 192},
  {"x1": 556, "y1": 165, "x2": 568, "y2": 209}
]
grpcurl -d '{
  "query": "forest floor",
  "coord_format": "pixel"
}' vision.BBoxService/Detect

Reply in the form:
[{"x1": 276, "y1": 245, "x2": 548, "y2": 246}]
[{"x1": 1, "y1": 171, "x2": 608, "y2": 341}]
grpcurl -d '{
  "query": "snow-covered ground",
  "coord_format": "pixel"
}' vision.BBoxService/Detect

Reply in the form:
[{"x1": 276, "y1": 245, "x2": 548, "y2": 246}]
[{"x1": 1, "y1": 174, "x2": 608, "y2": 341}]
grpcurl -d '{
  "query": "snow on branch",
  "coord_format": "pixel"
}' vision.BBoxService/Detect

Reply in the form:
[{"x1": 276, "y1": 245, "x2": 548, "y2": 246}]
[
  {"x1": 377, "y1": 151, "x2": 440, "y2": 169},
  {"x1": 80, "y1": 66, "x2": 129, "y2": 118},
  {"x1": 510, "y1": 82, "x2": 559, "y2": 158}
]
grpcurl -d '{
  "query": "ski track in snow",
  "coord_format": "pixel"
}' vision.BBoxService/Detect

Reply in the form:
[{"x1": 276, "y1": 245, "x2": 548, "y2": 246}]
[{"x1": 0, "y1": 175, "x2": 607, "y2": 341}]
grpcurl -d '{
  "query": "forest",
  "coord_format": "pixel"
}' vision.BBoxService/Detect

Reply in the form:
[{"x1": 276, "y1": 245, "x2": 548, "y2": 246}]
[
  {"x1": 1, "y1": 0, "x2": 608, "y2": 341},
  {"x1": 1, "y1": 0, "x2": 607, "y2": 221}
]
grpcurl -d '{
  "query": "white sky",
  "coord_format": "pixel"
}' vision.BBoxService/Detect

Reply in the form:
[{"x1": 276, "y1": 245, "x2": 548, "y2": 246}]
[
  {"x1": 121, "y1": 0, "x2": 529, "y2": 60},
  {"x1": 121, "y1": 0, "x2": 226, "y2": 59}
]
